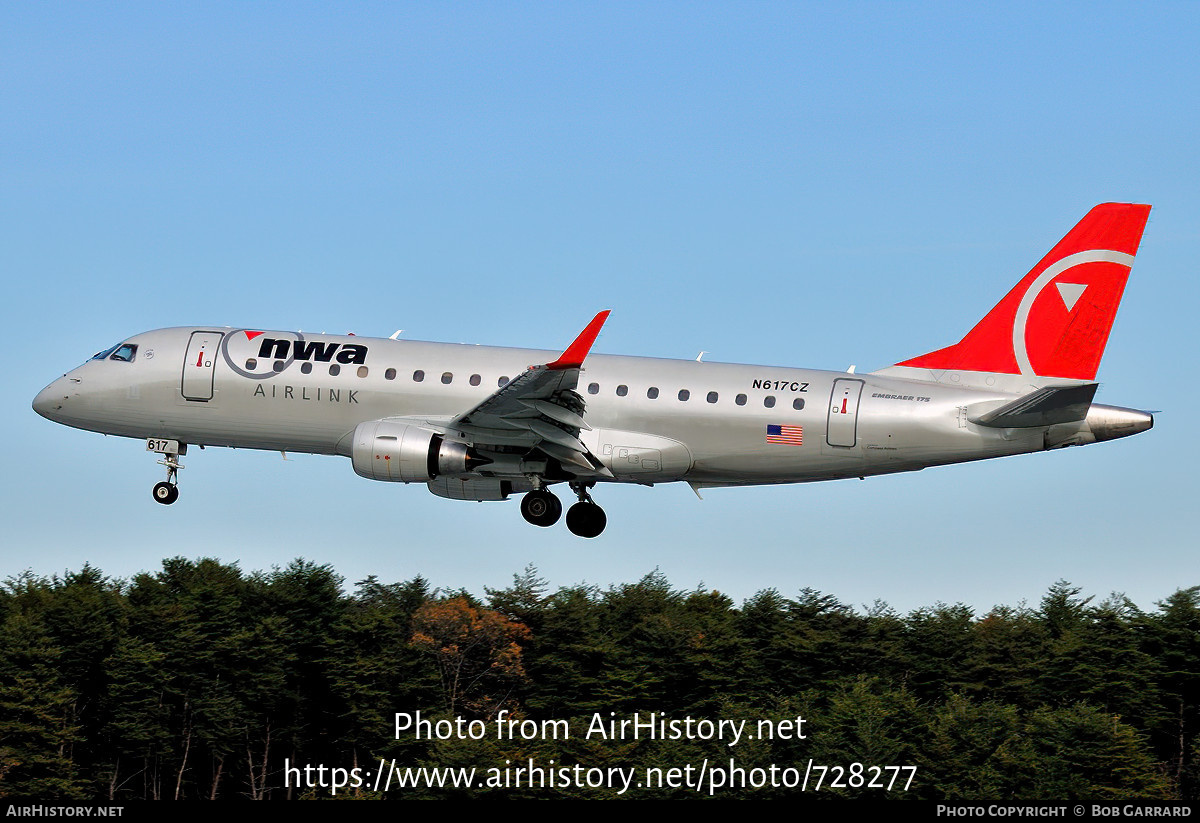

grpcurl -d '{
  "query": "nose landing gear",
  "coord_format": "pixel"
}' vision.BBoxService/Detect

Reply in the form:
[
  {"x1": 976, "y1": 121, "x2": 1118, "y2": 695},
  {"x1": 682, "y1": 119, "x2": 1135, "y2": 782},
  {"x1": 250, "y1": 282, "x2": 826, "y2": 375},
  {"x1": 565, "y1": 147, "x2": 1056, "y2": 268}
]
[
  {"x1": 148, "y1": 439, "x2": 186, "y2": 505},
  {"x1": 152, "y1": 481, "x2": 179, "y2": 505}
]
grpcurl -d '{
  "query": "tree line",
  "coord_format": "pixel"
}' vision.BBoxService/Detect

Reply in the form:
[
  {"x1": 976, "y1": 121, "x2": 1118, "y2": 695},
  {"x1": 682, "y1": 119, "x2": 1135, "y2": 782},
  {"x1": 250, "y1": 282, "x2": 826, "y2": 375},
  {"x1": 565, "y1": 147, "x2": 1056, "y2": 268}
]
[{"x1": 0, "y1": 558, "x2": 1196, "y2": 800}]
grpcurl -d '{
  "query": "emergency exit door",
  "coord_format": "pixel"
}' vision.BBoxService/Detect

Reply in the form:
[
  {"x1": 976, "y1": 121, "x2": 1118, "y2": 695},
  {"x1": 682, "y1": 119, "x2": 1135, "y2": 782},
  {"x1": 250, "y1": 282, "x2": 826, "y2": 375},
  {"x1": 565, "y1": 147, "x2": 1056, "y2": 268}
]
[
  {"x1": 182, "y1": 331, "x2": 223, "y2": 401},
  {"x1": 827, "y1": 379, "x2": 863, "y2": 447}
]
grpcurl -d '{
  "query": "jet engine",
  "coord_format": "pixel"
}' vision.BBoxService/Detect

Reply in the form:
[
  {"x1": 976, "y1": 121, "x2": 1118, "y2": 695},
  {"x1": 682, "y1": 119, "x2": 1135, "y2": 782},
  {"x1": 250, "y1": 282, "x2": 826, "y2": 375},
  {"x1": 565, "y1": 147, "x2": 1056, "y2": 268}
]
[{"x1": 350, "y1": 420, "x2": 489, "y2": 482}]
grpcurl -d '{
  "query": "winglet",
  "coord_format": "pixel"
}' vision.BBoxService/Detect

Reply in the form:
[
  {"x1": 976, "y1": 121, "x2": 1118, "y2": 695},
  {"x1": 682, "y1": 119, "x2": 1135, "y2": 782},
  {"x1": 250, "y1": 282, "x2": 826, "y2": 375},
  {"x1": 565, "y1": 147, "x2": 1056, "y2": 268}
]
[{"x1": 546, "y1": 310, "x2": 610, "y2": 370}]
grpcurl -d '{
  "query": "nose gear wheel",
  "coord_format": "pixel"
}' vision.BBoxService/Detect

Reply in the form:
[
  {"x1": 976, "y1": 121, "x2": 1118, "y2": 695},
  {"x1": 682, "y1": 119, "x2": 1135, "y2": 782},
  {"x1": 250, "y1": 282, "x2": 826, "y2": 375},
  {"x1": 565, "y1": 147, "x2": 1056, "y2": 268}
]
[{"x1": 152, "y1": 481, "x2": 179, "y2": 505}]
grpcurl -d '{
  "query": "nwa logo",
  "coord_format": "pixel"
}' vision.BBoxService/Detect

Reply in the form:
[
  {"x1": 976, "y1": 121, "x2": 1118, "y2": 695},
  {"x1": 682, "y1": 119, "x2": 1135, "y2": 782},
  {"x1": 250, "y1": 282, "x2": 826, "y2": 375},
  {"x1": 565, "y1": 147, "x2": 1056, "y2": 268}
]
[{"x1": 255, "y1": 337, "x2": 368, "y2": 365}]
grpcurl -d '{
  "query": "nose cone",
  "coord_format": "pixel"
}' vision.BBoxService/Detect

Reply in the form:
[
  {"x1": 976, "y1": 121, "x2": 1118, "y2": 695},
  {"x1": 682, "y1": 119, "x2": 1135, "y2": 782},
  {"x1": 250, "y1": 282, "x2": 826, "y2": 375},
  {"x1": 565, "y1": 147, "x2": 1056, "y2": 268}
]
[{"x1": 33, "y1": 378, "x2": 69, "y2": 421}]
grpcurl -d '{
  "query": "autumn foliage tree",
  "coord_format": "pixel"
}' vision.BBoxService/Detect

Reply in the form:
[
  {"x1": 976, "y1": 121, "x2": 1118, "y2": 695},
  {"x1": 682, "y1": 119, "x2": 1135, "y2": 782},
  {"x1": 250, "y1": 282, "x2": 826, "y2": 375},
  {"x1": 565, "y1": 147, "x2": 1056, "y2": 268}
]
[{"x1": 410, "y1": 597, "x2": 531, "y2": 717}]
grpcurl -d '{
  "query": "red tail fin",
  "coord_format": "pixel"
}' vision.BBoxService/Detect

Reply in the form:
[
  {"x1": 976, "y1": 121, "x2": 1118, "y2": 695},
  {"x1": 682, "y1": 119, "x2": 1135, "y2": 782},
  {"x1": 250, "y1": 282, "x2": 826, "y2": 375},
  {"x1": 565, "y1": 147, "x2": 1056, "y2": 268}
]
[{"x1": 897, "y1": 203, "x2": 1151, "y2": 381}]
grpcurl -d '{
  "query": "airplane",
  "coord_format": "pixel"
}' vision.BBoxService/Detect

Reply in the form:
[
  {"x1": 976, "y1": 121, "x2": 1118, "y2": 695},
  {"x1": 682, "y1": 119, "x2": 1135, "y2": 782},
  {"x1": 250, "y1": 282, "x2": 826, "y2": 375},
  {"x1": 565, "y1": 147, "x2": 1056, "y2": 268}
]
[{"x1": 33, "y1": 203, "x2": 1154, "y2": 538}]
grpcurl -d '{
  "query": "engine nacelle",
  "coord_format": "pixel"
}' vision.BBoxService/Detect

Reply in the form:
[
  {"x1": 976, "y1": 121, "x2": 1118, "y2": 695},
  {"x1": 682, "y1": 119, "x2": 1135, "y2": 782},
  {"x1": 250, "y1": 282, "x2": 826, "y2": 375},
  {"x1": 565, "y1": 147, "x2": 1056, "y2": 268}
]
[
  {"x1": 351, "y1": 420, "x2": 483, "y2": 482},
  {"x1": 428, "y1": 476, "x2": 535, "y2": 501}
]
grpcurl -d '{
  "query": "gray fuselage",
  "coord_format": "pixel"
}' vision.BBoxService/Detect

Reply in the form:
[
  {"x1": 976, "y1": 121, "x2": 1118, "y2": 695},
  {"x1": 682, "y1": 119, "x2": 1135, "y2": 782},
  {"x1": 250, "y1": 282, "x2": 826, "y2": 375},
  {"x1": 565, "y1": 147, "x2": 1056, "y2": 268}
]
[{"x1": 33, "y1": 326, "x2": 1150, "y2": 491}]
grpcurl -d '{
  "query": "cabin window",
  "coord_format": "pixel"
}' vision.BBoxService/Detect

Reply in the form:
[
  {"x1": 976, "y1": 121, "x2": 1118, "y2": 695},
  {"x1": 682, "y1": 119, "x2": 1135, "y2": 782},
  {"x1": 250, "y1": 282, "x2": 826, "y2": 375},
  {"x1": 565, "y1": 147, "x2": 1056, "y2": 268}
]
[
  {"x1": 616, "y1": 384, "x2": 628, "y2": 397},
  {"x1": 329, "y1": 364, "x2": 341, "y2": 376},
  {"x1": 413, "y1": 370, "x2": 425, "y2": 382},
  {"x1": 441, "y1": 372, "x2": 453, "y2": 384},
  {"x1": 357, "y1": 366, "x2": 369, "y2": 378},
  {"x1": 499, "y1": 376, "x2": 510, "y2": 387},
  {"x1": 647, "y1": 387, "x2": 659, "y2": 399},
  {"x1": 385, "y1": 368, "x2": 397, "y2": 380},
  {"x1": 273, "y1": 360, "x2": 285, "y2": 372},
  {"x1": 707, "y1": 391, "x2": 718, "y2": 404},
  {"x1": 469, "y1": 374, "x2": 481, "y2": 386},
  {"x1": 245, "y1": 358, "x2": 258, "y2": 370},
  {"x1": 764, "y1": 395, "x2": 776, "y2": 408},
  {"x1": 735, "y1": 393, "x2": 747, "y2": 406},
  {"x1": 301, "y1": 362, "x2": 313, "y2": 375},
  {"x1": 588, "y1": 383, "x2": 599, "y2": 395},
  {"x1": 793, "y1": 398, "x2": 805, "y2": 410},
  {"x1": 678, "y1": 389, "x2": 690, "y2": 401}
]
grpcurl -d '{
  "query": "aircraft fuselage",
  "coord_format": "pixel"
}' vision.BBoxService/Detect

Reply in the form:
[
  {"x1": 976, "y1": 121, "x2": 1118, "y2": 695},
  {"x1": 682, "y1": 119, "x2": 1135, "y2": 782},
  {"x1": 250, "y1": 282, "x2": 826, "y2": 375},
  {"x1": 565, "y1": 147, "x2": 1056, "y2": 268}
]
[{"x1": 33, "y1": 325, "x2": 1146, "y2": 491}]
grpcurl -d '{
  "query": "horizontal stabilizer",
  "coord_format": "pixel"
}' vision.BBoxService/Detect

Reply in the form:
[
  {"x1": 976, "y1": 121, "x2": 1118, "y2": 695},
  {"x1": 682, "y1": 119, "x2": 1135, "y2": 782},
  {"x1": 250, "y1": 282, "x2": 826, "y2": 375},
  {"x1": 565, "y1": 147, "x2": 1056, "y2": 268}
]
[{"x1": 969, "y1": 383, "x2": 1098, "y2": 428}]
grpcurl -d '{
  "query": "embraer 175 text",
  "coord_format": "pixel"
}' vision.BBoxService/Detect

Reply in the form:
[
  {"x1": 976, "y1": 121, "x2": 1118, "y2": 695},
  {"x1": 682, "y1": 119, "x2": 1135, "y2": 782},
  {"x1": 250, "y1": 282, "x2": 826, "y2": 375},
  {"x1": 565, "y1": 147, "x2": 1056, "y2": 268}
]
[{"x1": 34, "y1": 204, "x2": 1154, "y2": 537}]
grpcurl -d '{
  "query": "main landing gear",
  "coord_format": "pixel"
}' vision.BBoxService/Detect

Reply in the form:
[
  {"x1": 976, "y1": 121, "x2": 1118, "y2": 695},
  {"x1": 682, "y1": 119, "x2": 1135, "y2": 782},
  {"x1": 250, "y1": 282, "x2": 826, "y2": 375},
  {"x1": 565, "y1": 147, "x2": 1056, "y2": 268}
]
[
  {"x1": 566, "y1": 482, "x2": 606, "y2": 538},
  {"x1": 149, "y1": 440, "x2": 186, "y2": 505},
  {"x1": 520, "y1": 488, "x2": 562, "y2": 527},
  {"x1": 520, "y1": 482, "x2": 607, "y2": 538}
]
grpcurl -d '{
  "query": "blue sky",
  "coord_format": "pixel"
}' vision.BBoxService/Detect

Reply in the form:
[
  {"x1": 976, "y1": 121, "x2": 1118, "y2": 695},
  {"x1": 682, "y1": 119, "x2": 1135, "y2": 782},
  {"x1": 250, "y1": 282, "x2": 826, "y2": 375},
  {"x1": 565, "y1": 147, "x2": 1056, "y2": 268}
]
[{"x1": 4, "y1": 3, "x2": 1198, "y2": 614}]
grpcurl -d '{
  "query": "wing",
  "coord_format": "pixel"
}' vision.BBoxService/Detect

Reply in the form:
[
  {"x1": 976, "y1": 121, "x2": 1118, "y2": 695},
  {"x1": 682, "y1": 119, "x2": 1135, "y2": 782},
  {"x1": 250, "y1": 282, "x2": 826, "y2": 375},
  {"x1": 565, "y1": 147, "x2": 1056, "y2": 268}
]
[{"x1": 445, "y1": 311, "x2": 614, "y2": 478}]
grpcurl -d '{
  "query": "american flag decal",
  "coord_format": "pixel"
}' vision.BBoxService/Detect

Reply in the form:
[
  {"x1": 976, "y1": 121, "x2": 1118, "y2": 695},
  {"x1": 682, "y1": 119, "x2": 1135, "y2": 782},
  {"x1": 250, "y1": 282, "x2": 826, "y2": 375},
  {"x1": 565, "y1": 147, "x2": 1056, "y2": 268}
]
[{"x1": 766, "y1": 424, "x2": 803, "y2": 445}]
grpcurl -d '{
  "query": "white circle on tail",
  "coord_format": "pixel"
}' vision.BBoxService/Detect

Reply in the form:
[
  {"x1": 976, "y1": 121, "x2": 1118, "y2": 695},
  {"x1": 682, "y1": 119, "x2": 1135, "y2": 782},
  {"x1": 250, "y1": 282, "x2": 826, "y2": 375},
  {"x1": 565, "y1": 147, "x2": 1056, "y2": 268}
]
[{"x1": 1011, "y1": 250, "x2": 1134, "y2": 377}]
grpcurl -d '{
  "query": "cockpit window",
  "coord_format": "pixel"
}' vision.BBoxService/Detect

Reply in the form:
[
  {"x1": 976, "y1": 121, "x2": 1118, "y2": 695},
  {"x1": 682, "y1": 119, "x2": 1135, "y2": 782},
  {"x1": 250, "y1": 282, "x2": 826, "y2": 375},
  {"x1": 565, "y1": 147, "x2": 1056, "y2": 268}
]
[
  {"x1": 109, "y1": 344, "x2": 138, "y2": 362},
  {"x1": 91, "y1": 344, "x2": 121, "y2": 361}
]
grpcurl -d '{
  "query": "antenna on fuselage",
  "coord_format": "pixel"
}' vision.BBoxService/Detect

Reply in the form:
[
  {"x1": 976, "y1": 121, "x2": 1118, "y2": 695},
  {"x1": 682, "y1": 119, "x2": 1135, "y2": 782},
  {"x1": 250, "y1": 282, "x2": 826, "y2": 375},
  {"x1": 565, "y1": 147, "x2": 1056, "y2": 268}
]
[
  {"x1": 389, "y1": 330, "x2": 404, "y2": 339},
  {"x1": 696, "y1": 351, "x2": 707, "y2": 362}
]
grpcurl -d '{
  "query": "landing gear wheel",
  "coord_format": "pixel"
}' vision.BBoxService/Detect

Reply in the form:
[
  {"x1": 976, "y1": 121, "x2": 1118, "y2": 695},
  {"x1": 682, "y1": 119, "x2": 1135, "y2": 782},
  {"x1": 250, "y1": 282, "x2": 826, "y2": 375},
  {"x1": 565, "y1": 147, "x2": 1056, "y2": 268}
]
[
  {"x1": 152, "y1": 481, "x2": 179, "y2": 505},
  {"x1": 566, "y1": 501, "x2": 606, "y2": 538},
  {"x1": 151, "y1": 442, "x2": 185, "y2": 505},
  {"x1": 521, "y1": 489, "x2": 562, "y2": 527}
]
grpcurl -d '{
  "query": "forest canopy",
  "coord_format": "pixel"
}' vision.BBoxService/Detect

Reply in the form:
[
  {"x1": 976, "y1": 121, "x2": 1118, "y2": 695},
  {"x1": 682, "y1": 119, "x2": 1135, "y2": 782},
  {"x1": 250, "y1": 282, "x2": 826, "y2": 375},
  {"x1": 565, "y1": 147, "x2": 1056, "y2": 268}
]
[{"x1": 0, "y1": 559, "x2": 1195, "y2": 800}]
